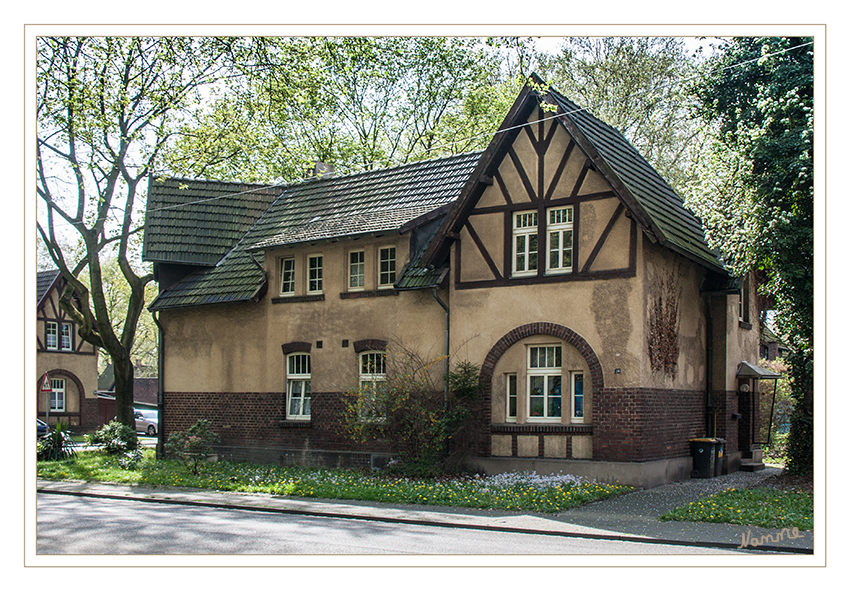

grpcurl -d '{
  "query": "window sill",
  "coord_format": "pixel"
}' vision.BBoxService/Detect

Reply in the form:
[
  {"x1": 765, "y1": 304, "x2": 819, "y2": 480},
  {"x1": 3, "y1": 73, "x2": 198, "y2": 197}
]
[
  {"x1": 491, "y1": 423, "x2": 592, "y2": 434},
  {"x1": 279, "y1": 419, "x2": 312, "y2": 428},
  {"x1": 340, "y1": 290, "x2": 399, "y2": 299},
  {"x1": 272, "y1": 294, "x2": 325, "y2": 304},
  {"x1": 739, "y1": 320, "x2": 753, "y2": 330}
]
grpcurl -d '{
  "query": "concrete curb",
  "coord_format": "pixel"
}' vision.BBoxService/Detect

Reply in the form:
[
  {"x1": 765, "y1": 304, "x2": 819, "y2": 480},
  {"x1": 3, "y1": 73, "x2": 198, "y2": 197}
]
[{"x1": 36, "y1": 479, "x2": 812, "y2": 554}]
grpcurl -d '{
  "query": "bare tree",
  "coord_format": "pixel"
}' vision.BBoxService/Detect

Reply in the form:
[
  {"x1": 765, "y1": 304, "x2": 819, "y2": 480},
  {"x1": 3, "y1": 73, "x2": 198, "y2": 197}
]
[{"x1": 36, "y1": 37, "x2": 244, "y2": 430}]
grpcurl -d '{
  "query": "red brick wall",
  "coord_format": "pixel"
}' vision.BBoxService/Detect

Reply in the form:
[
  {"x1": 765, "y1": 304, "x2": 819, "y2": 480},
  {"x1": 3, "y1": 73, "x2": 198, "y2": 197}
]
[
  {"x1": 164, "y1": 390, "x2": 391, "y2": 456},
  {"x1": 593, "y1": 387, "x2": 706, "y2": 462}
]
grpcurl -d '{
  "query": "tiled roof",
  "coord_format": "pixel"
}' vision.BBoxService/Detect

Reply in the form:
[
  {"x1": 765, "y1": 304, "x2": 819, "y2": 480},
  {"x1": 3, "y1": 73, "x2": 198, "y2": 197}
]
[
  {"x1": 37, "y1": 269, "x2": 60, "y2": 305},
  {"x1": 143, "y1": 177, "x2": 283, "y2": 266},
  {"x1": 546, "y1": 87, "x2": 725, "y2": 272},
  {"x1": 148, "y1": 152, "x2": 482, "y2": 310}
]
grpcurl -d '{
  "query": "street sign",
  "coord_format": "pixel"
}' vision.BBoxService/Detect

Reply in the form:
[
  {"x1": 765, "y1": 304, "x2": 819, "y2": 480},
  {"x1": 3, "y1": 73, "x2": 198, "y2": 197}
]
[{"x1": 39, "y1": 372, "x2": 52, "y2": 393}]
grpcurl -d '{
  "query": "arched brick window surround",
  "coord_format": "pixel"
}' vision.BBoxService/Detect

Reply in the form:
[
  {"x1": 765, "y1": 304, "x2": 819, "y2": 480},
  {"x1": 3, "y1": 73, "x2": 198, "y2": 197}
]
[
  {"x1": 479, "y1": 322, "x2": 604, "y2": 395},
  {"x1": 281, "y1": 341, "x2": 312, "y2": 355},
  {"x1": 353, "y1": 339, "x2": 388, "y2": 354}
]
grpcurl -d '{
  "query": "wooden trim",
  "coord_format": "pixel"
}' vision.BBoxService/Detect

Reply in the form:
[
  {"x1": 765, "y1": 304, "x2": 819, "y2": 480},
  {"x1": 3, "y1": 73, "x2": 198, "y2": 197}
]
[
  {"x1": 508, "y1": 146, "x2": 537, "y2": 203},
  {"x1": 522, "y1": 124, "x2": 538, "y2": 153},
  {"x1": 581, "y1": 203, "x2": 625, "y2": 273},
  {"x1": 494, "y1": 170, "x2": 512, "y2": 205},
  {"x1": 467, "y1": 190, "x2": 617, "y2": 217},
  {"x1": 570, "y1": 159, "x2": 592, "y2": 198},
  {"x1": 543, "y1": 140, "x2": 575, "y2": 201},
  {"x1": 464, "y1": 220, "x2": 503, "y2": 281},
  {"x1": 455, "y1": 266, "x2": 636, "y2": 290}
]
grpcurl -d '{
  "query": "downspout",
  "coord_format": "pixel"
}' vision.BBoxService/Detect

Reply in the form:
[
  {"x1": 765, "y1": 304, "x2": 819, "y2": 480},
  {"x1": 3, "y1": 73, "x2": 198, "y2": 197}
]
[
  {"x1": 152, "y1": 310, "x2": 165, "y2": 460},
  {"x1": 431, "y1": 287, "x2": 450, "y2": 404},
  {"x1": 704, "y1": 294, "x2": 715, "y2": 437}
]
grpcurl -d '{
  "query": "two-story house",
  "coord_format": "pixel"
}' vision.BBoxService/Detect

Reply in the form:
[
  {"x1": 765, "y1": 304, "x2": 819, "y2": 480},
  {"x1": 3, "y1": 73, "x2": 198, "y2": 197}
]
[
  {"x1": 142, "y1": 78, "x2": 766, "y2": 488},
  {"x1": 36, "y1": 269, "x2": 99, "y2": 429}
]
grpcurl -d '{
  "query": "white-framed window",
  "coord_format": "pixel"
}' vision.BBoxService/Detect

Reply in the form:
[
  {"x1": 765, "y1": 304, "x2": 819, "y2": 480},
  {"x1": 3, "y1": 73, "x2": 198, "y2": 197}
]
[
  {"x1": 527, "y1": 345, "x2": 562, "y2": 421},
  {"x1": 571, "y1": 372, "x2": 584, "y2": 421},
  {"x1": 546, "y1": 206, "x2": 574, "y2": 274},
  {"x1": 349, "y1": 250, "x2": 365, "y2": 290},
  {"x1": 506, "y1": 373, "x2": 518, "y2": 422},
  {"x1": 358, "y1": 351, "x2": 387, "y2": 421},
  {"x1": 308, "y1": 255, "x2": 323, "y2": 294},
  {"x1": 50, "y1": 378, "x2": 66, "y2": 412},
  {"x1": 512, "y1": 211, "x2": 538, "y2": 277},
  {"x1": 60, "y1": 323, "x2": 72, "y2": 351},
  {"x1": 280, "y1": 257, "x2": 296, "y2": 296},
  {"x1": 286, "y1": 353, "x2": 311, "y2": 419},
  {"x1": 378, "y1": 247, "x2": 396, "y2": 287},
  {"x1": 45, "y1": 321, "x2": 58, "y2": 350}
]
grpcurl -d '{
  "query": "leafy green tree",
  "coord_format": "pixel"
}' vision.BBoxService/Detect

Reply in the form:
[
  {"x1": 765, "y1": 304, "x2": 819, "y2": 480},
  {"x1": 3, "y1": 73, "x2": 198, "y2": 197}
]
[
  {"x1": 161, "y1": 37, "x2": 515, "y2": 182},
  {"x1": 36, "y1": 37, "x2": 253, "y2": 431},
  {"x1": 689, "y1": 37, "x2": 814, "y2": 474},
  {"x1": 538, "y1": 37, "x2": 706, "y2": 190}
]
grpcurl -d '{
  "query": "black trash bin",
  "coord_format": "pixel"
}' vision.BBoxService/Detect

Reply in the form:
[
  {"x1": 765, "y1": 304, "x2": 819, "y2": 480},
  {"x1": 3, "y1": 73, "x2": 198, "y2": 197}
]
[
  {"x1": 713, "y1": 438, "x2": 726, "y2": 476},
  {"x1": 690, "y1": 438, "x2": 716, "y2": 478}
]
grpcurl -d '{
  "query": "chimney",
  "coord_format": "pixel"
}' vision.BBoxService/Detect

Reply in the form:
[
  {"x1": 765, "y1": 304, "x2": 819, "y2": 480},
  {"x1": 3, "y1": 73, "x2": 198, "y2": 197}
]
[{"x1": 306, "y1": 161, "x2": 334, "y2": 179}]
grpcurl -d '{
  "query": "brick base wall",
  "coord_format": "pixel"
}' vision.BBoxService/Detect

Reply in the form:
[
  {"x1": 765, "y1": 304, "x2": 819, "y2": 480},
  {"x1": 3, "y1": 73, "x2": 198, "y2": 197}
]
[
  {"x1": 164, "y1": 391, "x2": 391, "y2": 461},
  {"x1": 593, "y1": 387, "x2": 706, "y2": 462}
]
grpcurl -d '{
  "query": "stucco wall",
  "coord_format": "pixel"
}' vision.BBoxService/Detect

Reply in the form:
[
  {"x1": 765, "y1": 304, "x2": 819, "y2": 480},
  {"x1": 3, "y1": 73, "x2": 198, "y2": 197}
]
[{"x1": 160, "y1": 233, "x2": 448, "y2": 396}]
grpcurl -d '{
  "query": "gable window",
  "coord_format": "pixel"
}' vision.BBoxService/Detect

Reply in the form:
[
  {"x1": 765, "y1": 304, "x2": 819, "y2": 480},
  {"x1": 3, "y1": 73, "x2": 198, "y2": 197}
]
[
  {"x1": 308, "y1": 255, "x2": 323, "y2": 294},
  {"x1": 45, "y1": 321, "x2": 58, "y2": 350},
  {"x1": 359, "y1": 351, "x2": 387, "y2": 421},
  {"x1": 546, "y1": 206, "x2": 574, "y2": 274},
  {"x1": 512, "y1": 211, "x2": 538, "y2": 277},
  {"x1": 60, "y1": 323, "x2": 72, "y2": 351},
  {"x1": 527, "y1": 345, "x2": 562, "y2": 421},
  {"x1": 286, "y1": 353, "x2": 311, "y2": 420},
  {"x1": 280, "y1": 258, "x2": 296, "y2": 296},
  {"x1": 349, "y1": 251, "x2": 365, "y2": 290},
  {"x1": 378, "y1": 247, "x2": 396, "y2": 287},
  {"x1": 50, "y1": 378, "x2": 66, "y2": 412}
]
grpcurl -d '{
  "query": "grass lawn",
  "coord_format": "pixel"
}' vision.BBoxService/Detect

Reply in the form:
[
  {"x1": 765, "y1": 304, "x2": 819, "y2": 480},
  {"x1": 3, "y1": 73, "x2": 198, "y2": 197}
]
[
  {"x1": 659, "y1": 485, "x2": 813, "y2": 531},
  {"x1": 37, "y1": 449, "x2": 634, "y2": 514}
]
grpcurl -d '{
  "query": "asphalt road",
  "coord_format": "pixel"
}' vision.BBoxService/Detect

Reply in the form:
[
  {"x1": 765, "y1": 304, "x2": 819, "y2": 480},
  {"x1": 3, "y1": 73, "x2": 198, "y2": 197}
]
[{"x1": 36, "y1": 493, "x2": 747, "y2": 555}]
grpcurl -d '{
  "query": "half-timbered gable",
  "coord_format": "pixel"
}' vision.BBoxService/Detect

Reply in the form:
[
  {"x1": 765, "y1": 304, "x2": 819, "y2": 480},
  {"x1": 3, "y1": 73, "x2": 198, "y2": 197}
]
[{"x1": 36, "y1": 270, "x2": 99, "y2": 428}]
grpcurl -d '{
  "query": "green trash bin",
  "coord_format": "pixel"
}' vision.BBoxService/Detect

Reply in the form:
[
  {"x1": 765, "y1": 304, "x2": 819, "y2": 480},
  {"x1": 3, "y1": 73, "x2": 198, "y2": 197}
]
[
  {"x1": 714, "y1": 438, "x2": 726, "y2": 476},
  {"x1": 690, "y1": 438, "x2": 716, "y2": 478}
]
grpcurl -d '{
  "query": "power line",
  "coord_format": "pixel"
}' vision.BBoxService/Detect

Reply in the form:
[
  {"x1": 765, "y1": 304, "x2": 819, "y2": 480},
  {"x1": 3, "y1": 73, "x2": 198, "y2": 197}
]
[{"x1": 39, "y1": 37, "x2": 814, "y2": 225}]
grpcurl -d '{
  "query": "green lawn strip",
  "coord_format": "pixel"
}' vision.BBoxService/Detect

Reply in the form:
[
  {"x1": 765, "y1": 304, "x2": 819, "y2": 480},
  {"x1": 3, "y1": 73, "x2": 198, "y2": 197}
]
[
  {"x1": 658, "y1": 487, "x2": 813, "y2": 531},
  {"x1": 37, "y1": 450, "x2": 634, "y2": 514}
]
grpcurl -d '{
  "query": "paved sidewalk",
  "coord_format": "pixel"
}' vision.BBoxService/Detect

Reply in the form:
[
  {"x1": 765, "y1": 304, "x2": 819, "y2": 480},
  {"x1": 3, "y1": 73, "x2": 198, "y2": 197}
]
[{"x1": 36, "y1": 467, "x2": 812, "y2": 554}]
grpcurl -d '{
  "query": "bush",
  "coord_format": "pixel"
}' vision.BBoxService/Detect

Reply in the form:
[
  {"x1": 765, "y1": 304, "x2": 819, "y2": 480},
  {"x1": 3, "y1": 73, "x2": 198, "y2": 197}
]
[
  {"x1": 342, "y1": 345, "x2": 482, "y2": 477},
  {"x1": 86, "y1": 421, "x2": 138, "y2": 455},
  {"x1": 165, "y1": 419, "x2": 221, "y2": 475},
  {"x1": 37, "y1": 421, "x2": 77, "y2": 461}
]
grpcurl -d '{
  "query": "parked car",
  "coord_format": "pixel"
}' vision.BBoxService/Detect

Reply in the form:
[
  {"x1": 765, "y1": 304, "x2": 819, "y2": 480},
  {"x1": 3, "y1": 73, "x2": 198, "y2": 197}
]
[
  {"x1": 134, "y1": 410, "x2": 158, "y2": 436},
  {"x1": 37, "y1": 418, "x2": 48, "y2": 436}
]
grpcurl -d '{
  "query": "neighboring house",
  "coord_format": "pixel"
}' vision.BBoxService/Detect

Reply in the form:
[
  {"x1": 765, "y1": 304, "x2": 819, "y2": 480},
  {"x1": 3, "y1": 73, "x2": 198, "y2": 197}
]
[
  {"x1": 143, "y1": 78, "x2": 767, "y2": 487},
  {"x1": 36, "y1": 269, "x2": 99, "y2": 430},
  {"x1": 96, "y1": 365, "x2": 159, "y2": 425},
  {"x1": 760, "y1": 324, "x2": 791, "y2": 361}
]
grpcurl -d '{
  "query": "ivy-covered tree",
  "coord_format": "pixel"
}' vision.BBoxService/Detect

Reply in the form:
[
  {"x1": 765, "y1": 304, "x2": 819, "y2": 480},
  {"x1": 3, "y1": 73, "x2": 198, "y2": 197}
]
[{"x1": 688, "y1": 37, "x2": 814, "y2": 474}]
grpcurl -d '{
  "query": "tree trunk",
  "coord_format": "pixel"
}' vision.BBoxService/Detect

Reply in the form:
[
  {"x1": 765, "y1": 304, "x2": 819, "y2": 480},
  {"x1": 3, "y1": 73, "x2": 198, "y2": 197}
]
[{"x1": 112, "y1": 353, "x2": 136, "y2": 429}]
